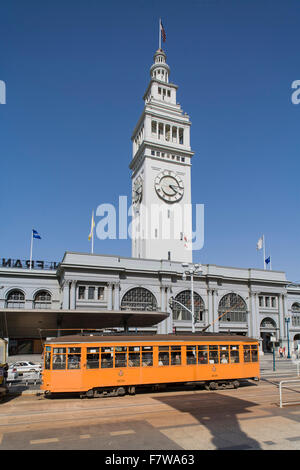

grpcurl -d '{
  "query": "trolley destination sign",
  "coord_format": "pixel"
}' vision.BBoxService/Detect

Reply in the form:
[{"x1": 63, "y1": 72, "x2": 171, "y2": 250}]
[{"x1": 1, "y1": 258, "x2": 59, "y2": 270}]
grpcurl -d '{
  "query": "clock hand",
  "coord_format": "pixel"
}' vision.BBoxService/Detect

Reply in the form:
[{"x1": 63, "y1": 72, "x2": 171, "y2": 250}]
[{"x1": 169, "y1": 184, "x2": 179, "y2": 194}]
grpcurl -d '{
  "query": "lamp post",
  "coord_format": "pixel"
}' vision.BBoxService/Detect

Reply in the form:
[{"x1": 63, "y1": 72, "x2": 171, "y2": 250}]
[
  {"x1": 182, "y1": 263, "x2": 202, "y2": 333},
  {"x1": 285, "y1": 317, "x2": 291, "y2": 359}
]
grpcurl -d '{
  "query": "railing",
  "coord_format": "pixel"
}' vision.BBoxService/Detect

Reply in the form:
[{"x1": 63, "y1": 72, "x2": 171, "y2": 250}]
[{"x1": 279, "y1": 379, "x2": 300, "y2": 408}]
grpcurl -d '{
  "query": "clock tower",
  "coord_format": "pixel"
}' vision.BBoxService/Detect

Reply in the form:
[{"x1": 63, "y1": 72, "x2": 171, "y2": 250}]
[{"x1": 130, "y1": 48, "x2": 194, "y2": 262}]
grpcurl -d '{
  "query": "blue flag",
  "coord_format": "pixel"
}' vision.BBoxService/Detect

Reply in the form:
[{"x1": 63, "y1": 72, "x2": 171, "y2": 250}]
[
  {"x1": 265, "y1": 256, "x2": 270, "y2": 264},
  {"x1": 32, "y1": 229, "x2": 41, "y2": 240}
]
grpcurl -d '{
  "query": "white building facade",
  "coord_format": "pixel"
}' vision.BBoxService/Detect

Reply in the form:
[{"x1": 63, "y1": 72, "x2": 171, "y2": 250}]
[
  {"x1": 0, "y1": 253, "x2": 300, "y2": 356},
  {"x1": 1, "y1": 47, "x2": 299, "y2": 356}
]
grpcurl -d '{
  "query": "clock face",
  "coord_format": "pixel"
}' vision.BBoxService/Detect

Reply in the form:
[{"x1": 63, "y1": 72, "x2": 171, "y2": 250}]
[
  {"x1": 155, "y1": 170, "x2": 184, "y2": 203},
  {"x1": 132, "y1": 175, "x2": 143, "y2": 205}
]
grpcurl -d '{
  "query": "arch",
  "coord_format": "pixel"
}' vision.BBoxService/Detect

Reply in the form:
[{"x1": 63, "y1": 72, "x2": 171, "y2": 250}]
[
  {"x1": 292, "y1": 304, "x2": 300, "y2": 327},
  {"x1": 218, "y1": 293, "x2": 247, "y2": 323},
  {"x1": 6, "y1": 289, "x2": 25, "y2": 308},
  {"x1": 33, "y1": 290, "x2": 52, "y2": 309},
  {"x1": 260, "y1": 317, "x2": 277, "y2": 329},
  {"x1": 172, "y1": 290, "x2": 205, "y2": 322},
  {"x1": 120, "y1": 287, "x2": 158, "y2": 312},
  {"x1": 291, "y1": 302, "x2": 300, "y2": 313}
]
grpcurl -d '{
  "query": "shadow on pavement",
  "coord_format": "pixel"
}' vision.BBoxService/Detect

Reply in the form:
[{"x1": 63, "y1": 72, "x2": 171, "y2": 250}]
[{"x1": 153, "y1": 391, "x2": 261, "y2": 450}]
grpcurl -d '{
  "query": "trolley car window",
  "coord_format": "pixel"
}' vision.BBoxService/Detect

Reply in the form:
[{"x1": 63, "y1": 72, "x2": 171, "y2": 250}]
[
  {"x1": 52, "y1": 347, "x2": 66, "y2": 370},
  {"x1": 230, "y1": 346, "x2": 240, "y2": 363},
  {"x1": 115, "y1": 346, "x2": 127, "y2": 368},
  {"x1": 209, "y1": 345, "x2": 219, "y2": 364},
  {"x1": 87, "y1": 347, "x2": 100, "y2": 369},
  {"x1": 129, "y1": 346, "x2": 140, "y2": 367},
  {"x1": 186, "y1": 346, "x2": 197, "y2": 365},
  {"x1": 198, "y1": 345, "x2": 208, "y2": 364},
  {"x1": 159, "y1": 346, "x2": 170, "y2": 366},
  {"x1": 67, "y1": 347, "x2": 81, "y2": 369},
  {"x1": 251, "y1": 345, "x2": 258, "y2": 362},
  {"x1": 142, "y1": 346, "x2": 153, "y2": 366},
  {"x1": 44, "y1": 346, "x2": 51, "y2": 370},
  {"x1": 243, "y1": 345, "x2": 251, "y2": 363},
  {"x1": 220, "y1": 346, "x2": 229, "y2": 364},
  {"x1": 171, "y1": 346, "x2": 181, "y2": 365},
  {"x1": 101, "y1": 347, "x2": 113, "y2": 368}
]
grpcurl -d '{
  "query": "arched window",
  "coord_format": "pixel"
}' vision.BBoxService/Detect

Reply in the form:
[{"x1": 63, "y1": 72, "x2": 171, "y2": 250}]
[
  {"x1": 172, "y1": 290, "x2": 205, "y2": 322},
  {"x1": 260, "y1": 317, "x2": 277, "y2": 329},
  {"x1": 6, "y1": 290, "x2": 25, "y2": 309},
  {"x1": 121, "y1": 288, "x2": 158, "y2": 312},
  {"x1": 292, "y1": 303, "x2": 300, "y2": 327},
  {"x1": 291, "y1": 303, "x2": 300, "y2": 313},
  {"x1": 218, "y1": 293, "x2": 247, "y2": 323},
  {"x1": 34, "y1": 291, "x2": 52, "y2": 309}
]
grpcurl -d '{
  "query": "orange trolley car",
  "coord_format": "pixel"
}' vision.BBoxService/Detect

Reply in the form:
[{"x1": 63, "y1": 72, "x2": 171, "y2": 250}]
[{"x1": 41, "y1": 333, "x2": 260, "y2": 397}]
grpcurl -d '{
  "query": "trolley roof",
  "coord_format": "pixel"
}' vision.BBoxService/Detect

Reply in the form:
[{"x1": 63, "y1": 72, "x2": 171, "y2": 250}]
[{"x1": 45, "y1": 333, "x2": 258, "y2": 344}]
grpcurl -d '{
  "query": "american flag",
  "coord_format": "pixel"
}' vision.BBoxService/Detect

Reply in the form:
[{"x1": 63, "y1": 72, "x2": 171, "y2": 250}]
[{"x1": 160, "y1": 20, "x2": 166, "y2": 43}]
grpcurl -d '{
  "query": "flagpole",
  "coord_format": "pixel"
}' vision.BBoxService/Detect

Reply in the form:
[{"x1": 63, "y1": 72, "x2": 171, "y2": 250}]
[
  {"x1": 91, "y1": 211, "x2": 94, "y2": 254},
  {"x1": 29, "y1": 230, "x2": 33, "y2": 270},
  {"x1": 263, "y1": 234, "x2": 266, "y2": 270},
  {"x1": 159, "y1": 18, "x2": 161, "y2": 49}
]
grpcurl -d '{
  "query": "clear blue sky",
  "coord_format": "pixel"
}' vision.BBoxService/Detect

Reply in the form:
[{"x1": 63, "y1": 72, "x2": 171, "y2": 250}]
[{"x1": 1, "y1": 0, "x2": 299, "y2": 281}]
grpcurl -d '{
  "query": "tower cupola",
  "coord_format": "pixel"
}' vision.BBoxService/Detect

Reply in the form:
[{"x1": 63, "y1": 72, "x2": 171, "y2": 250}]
[{"x1": 150, "y1": 48, "x2": 170, "y2": 83}]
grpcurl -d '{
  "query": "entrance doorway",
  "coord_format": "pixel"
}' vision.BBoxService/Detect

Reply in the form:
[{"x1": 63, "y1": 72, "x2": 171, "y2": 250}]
[{"x1": 260, "y1": 318, "x2": 277, "y2": 353}]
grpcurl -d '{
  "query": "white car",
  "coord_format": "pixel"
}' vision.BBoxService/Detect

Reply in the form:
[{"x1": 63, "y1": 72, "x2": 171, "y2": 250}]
[{"x1": 8, "y1": 361, "x2": 42, "y2": 380}]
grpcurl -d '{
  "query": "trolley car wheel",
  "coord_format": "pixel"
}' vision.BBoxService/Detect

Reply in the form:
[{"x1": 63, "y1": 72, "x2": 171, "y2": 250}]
[
  {"x1": 233, "y1": 380, "x2": 240, "y2": 389},
  {"x1": 116, "y1": 387, "x2": 126, "y2": 396},
  {"x1": 127, "y1": 386, "x2": 136, "y2": 395},
  {"x1": 205, "y1": 381, "x2": 218, "y2": 391}
]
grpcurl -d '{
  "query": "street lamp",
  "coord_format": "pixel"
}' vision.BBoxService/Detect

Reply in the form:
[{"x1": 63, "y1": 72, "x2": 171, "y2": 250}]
[
  {"x1": 285, "y1": 317, "x2": 291, "y2": 359},
  {"x1": 182, "y1": 263, "x2": 202, "y2": 333}
]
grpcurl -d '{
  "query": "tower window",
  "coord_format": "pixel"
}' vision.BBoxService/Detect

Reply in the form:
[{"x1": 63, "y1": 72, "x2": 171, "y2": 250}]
[
  {"x1": 158, "y1": 123, "x2": 163, "y2": 139},
  {"x1": 152, "y1": 121, "x2": 157, "y2": 134},
  {"x1": 167, "y1": 90, "x2": 171, "y2": 97},
  {"x1": 158, "y1": 87, "x2": 161, "y2": 94},
  {"x1": 165, "y1": 125, "x2": 170, "y2": 141},
  {"x1": 179, "y1": 128, "x2": 184, "y2": 145},
  {"x1": 172, "y1": 126, "x2": 177, "y2": 143}
]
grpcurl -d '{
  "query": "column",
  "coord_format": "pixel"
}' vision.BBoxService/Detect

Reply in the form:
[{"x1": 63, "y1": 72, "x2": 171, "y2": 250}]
[
  {"x1": 70, "y1": 280, "x2": 76, "y2": 310},
  {"x1": 62, "y1": 280, "x2": 70, "y2": 310},
  {"x1": 249, "y1": 293, "x2": 260, "y2": 339},
  {"x1": 212, "y1": 290, "x2": 219, "y2": 333},
  {"x1": 207, "y1": 289, "x2": 213, "y2": 331},
  {"x1": 107, "y1": 283, "x2": 113, "y2": 311},
  {"x1": 157, "y1": 285, "x2": 166, "y2": 334},
  {"x1": 166, "y1": 285, "x2": 173, "y2": 334},
  {"x1": 114, "y1": 282, "x2": 120, "y2": 310},
  {"x1": 278, "y1": 294, "x2": 285, "y2": 341}
]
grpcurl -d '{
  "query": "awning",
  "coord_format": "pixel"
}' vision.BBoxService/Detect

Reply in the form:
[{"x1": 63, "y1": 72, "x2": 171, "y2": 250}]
[{"x1": 0, "y1": 309, "x2": 169, "y2": 337}]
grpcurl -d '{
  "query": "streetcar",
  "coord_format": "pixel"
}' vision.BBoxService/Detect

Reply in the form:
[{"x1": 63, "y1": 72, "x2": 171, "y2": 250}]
[{"x1": 41, "y1": 333, "x2": 260, "y2": 397}]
